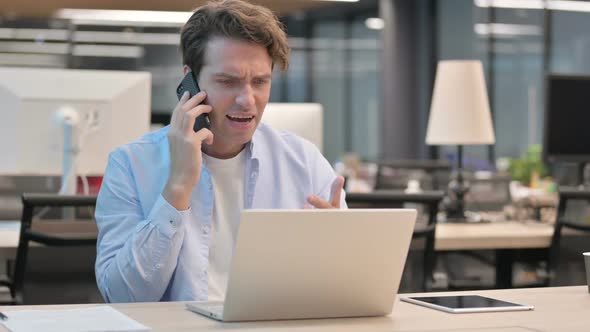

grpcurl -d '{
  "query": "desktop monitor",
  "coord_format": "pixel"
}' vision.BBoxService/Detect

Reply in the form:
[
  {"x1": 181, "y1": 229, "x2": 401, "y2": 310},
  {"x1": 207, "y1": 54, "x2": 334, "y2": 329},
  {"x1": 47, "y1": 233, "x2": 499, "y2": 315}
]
[
  {"x1": 0, "y1": 67, "x2": 151, "y2": 178},
  {"x1": 262, "y1": 103, "x2": 323, "y2": 153},
  {"x1": 544, "y1": 75, "x2": 590, "y2": 162}
]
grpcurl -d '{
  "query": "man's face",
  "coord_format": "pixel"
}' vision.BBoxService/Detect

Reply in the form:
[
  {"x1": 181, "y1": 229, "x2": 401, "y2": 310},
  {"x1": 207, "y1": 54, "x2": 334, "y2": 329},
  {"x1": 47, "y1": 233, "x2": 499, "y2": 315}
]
[{"x1": 195, "y1": 37, "x2": 273, "y2": 158}]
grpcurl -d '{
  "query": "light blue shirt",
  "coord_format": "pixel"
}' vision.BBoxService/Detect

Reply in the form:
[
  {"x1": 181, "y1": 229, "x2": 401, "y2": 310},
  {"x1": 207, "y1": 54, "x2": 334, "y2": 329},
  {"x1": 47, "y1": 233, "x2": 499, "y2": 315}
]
[{"x1": 95, "y1": 123, "x2": 346, "y2": 303}]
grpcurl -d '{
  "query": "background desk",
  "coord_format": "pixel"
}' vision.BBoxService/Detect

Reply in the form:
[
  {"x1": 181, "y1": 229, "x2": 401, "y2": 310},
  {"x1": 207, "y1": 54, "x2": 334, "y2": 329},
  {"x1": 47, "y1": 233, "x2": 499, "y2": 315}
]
[
  {"x1": 0, "y1": 220, "x2": 560, "y2": 290},
  {"x1": 0, "y1": 219, "x2": 583, "y2": 290},
  {"x1": 0, "y1": 221, "x2": 19, "y2": 258},
  {"x1": 0, "y1": 286, "x2": 587, "y2": 331},
  {"x1": 436, "y1": 221, "x2": 555, "y2": 251},
  {"x1": 0, "y1": 220, "x2": 96, "y2": 258},
  {"x1": 0, "y1": 219, "x2": 557, "y2": 255},
  {"x1": 436, "y1": 221, "x2": 583, "y2": 289}
]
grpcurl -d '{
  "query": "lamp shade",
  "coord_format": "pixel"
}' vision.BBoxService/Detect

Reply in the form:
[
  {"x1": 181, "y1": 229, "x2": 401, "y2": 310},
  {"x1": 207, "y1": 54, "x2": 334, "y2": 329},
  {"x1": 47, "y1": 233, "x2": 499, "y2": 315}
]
[{"x1": 425, "y1": 60, "x2": 495, "y2": 145}]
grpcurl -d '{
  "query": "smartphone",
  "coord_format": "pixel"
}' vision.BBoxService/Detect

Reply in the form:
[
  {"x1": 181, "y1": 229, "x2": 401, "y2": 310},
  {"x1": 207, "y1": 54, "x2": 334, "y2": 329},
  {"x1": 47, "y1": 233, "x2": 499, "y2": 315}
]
[{"x1": 176, "y1": 71, "x2": 211, "y2": 132}]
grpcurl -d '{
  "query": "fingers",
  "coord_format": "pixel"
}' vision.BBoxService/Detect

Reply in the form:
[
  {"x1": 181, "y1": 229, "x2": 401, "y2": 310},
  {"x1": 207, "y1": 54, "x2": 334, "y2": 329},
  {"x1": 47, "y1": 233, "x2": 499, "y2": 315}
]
[
  {"x1": 329, "y1": 176, "x2": 345, "y2": 209},
  {"x1": 305, "y1": 176, "x2": 345, "y2": 210},
  {"x1": 173, "y1": 91, "x2": 209, "y2": 133},
  {"x1": 182, "y1": 104, "x2": 213, "y2": 135},
  {"x1": 306, "y1": 194, "x2": 333, "y2": 209},
  {"x1": 170, "y1": 91, "x2": 190, "y2": 127},
  {"x1": 181, "y1": 91, "x2": 208, "y2": 113},
  {"x1": 194, "y1": 127, "x2": 214, "y2": 146}
]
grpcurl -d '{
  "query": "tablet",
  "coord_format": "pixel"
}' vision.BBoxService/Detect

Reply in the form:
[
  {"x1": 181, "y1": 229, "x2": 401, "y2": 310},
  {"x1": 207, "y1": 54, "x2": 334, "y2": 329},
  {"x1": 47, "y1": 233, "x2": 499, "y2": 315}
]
[{"x1": 401, "y1": 295, "x2": 534, "y2": 313}]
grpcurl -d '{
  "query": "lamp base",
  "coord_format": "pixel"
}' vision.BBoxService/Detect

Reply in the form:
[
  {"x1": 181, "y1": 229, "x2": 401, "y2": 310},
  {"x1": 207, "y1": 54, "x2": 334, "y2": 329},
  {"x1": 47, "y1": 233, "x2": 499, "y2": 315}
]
[
  {"x1": 442, "y1": 171, "x2": 472, "y2": 222},
  {"x1": 440, "y1": 145, "x2": 488, "y2": 223},
  {"x1": 443, "y1": 210, "x2": 484, "y2": 223},
  {"x1": 445, "y1": 197, "x2": 466, "y2": 220}
]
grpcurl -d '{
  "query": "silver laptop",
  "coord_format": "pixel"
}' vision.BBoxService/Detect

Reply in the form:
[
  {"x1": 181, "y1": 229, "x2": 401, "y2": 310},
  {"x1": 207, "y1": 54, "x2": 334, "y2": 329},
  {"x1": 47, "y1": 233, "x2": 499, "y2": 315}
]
[{"x1": 186, "y1": 209, "x2": 417, "y2": 322}]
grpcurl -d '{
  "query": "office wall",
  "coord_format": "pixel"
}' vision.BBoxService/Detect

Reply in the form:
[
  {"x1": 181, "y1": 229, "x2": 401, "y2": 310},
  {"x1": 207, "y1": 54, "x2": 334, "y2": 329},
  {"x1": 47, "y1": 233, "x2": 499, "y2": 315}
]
[
  {"x1": 436, "y1": 0, "x2": 590, "y2": 164},
  {"x1": 436, "y1": 0, "x2": 492, "y2": 165},
  {"x1": 379, "y1": 0, "x2": 419, "y2": 160},
  {"x1": 311, "y1": 21, "x2": 348, "y2": 164},
  {"x1": 551, "y1": 11, "x2": 590, "y2": 75},
  {"x1": 0, "y1": 2, "x2": 382, "y2": 165},
  {"x1": 5, "y1": 1, "x2": 590, "y2": 165},
  {"x1": 310, "y1": 17, "x2": 382, "y2": 163}
]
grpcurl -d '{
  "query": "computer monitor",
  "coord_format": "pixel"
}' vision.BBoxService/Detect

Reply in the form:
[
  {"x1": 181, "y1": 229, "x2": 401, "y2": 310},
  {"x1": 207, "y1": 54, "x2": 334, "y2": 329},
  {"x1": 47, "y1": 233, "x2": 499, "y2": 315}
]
[
  {"x1": 262, "y1": 103, "x2": 323, "y2": 153},
  {"x1": 0, "y1": 67, "x2": 151, "y2": 180},
  {"x1": 544, "y1": 75, "x2": 590, "y2": 163}
]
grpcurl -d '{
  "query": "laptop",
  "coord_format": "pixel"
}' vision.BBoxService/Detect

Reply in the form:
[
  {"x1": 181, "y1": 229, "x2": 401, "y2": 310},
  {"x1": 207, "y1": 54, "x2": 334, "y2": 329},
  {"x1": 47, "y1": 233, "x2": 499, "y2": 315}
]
[{"x1": 185, "y1": 209, "x2": 417, "y2": 322}]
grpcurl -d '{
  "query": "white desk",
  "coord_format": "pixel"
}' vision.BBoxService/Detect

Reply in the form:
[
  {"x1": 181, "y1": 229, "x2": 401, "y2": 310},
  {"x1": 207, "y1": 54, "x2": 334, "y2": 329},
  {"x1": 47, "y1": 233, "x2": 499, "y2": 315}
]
[
  {"x1": 435, "y1": 221, "x2": 556, "y2": 251},
  {"x1": 0, "y1": 219, "x2": 97, "y2": 258},
  {"x1": 0, "y1": 221, "x2": 19, "y2": 258},
  {"x1": 435, "y1": 221, "x2": 587, "y2": 288},
  {"x1": 0, "y1": 286, "x2": 588, "y2": 331},
  {"x1": 0, "y1": 219, "x2": 573, "y2": 289},
  {"x1": 0, "y1": 220, "x2": 560, "y2": 256}
]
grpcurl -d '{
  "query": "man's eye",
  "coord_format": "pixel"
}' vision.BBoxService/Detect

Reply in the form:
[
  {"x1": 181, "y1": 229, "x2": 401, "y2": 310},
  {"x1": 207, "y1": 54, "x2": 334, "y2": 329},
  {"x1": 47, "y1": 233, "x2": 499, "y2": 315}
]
[{"x1": 254, "y1": 79, "x2": 269, "y2": 86}]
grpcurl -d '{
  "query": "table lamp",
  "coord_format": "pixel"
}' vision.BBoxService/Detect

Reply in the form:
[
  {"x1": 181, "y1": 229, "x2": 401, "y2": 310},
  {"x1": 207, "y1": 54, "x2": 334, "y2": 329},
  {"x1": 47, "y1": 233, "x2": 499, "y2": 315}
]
[{"x1": 425, "y1": 60, "x2": 496, "y2": 221}]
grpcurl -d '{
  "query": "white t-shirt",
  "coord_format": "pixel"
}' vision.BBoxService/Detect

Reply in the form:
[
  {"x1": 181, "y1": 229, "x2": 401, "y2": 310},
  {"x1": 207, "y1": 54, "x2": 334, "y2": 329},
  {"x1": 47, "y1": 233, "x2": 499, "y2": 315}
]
[{"x1": 202, "y1": 149, "x2": 246, "y2": 301}]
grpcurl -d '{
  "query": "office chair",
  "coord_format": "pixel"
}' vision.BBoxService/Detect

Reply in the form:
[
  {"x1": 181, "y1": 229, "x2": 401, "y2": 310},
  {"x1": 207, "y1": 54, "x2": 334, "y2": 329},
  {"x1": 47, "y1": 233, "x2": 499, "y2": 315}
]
[
  {"x1": 5, "y1": 193, "x2": 100, "y2": 305},
  {"x1": 346, "y1": 190, "x2": 444, "y2": 291},
  {"x1": 542, "y1": 187, "x2": 590, "y2": 287},
  {"x1": 464, "y1": 174, "x2": 512, "y2": 213},
  {"x1": 373, "y1": 159, "x2": 451, "y2": 191}
]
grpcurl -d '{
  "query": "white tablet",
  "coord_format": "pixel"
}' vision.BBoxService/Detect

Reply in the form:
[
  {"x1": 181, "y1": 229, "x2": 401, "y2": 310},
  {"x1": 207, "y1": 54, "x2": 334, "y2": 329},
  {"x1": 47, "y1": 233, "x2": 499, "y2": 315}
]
[{"x1": 401, "y1": 295, "x2": 534, "y2": 313}]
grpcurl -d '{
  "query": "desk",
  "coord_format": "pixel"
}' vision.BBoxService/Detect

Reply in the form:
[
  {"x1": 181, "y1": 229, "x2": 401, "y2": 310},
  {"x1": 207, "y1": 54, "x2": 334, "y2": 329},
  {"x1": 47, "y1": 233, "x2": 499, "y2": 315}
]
[
  {"x1": 0, "y1": 286, "x2": 588, "y2": 331},
  {"x1": 436, "y1": 221, "x2": 587, "y2": 289},
  {"x1": 0, "y1": 219, "x2": 580, "y2": 289},
  {"x1": 0, "y1": 219, "x2": 556, "y2": 255},
  {"x1": 436, "y1": 221, "x2": 556, "y2": 289},
  {"x1": 436, "y1": 221, "x2": 555, "y2": 251},
  {"x1": 0, "y1": 221, "x2": 19, "y2": 258},
  {"x1": 0, "y1": 220, "x2": 560, "y2": 289},
  {"x1": 0, "y1": 220, "x2": 97, "y2": 258}
]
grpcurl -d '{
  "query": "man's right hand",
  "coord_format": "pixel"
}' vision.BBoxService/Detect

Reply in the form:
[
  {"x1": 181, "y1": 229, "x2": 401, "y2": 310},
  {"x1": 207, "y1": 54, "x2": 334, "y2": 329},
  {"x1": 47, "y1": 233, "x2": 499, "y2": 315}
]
[{"x1": 163, "y1": 91, "x2": 213, "y2": 210}]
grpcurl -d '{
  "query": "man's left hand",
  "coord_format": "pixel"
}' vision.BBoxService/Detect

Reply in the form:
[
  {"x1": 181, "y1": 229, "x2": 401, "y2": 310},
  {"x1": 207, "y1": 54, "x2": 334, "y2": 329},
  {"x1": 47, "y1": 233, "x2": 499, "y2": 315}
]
[{"x1": 305, "y1": 176, "x2": 345, "y2": 209}]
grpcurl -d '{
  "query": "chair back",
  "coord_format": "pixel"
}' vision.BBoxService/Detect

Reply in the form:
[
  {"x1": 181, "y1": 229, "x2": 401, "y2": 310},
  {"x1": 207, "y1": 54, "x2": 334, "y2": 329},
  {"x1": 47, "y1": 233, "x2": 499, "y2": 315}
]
[
  {"x1": 547, "y1": 187, "x2": 590, "y2": 286},
  {"x1": 346, "y1": 190, "x2": 444, "y2": 291},
  {"x1": 464, "y1": 174, "x2": 512, "y2": 212},
  {"x1": 373, "y1": 160, "x2": 451, "y2": 191},
  {"x1": 11, "y1": 193, "x2": 99, "y2": 304}
]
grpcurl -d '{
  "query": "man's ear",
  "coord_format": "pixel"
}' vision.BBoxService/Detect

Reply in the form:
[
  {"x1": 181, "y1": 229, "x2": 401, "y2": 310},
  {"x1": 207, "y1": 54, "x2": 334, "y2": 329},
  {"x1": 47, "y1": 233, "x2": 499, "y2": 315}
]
[{"x1": 183, "y1": 65, "x2": 191, "y2": 75}]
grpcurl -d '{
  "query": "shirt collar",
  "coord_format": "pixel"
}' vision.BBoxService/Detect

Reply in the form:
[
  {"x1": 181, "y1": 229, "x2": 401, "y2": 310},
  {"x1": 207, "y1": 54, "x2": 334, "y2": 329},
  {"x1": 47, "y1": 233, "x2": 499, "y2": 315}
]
[
  {"x1": 248, "y1": 123, "x2": 266, "y2": 161},
  {"x1": 191, "y1": 123, "x2": 264, "y2": 166}
]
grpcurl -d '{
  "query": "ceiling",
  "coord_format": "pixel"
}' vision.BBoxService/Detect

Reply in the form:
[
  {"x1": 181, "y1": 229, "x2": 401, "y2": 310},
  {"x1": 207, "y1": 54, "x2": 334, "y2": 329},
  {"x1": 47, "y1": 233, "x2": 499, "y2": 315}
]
[{"x1": 0, "y1": 0, "x2": 331, "y2": 18}]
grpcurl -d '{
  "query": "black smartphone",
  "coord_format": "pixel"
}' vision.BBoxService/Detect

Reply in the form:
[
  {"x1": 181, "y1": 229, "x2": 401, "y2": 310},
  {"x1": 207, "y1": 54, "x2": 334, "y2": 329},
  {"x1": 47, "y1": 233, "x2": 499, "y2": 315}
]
[{"x1": 176, "y1": 71, "x2": 211, "y2": 132}]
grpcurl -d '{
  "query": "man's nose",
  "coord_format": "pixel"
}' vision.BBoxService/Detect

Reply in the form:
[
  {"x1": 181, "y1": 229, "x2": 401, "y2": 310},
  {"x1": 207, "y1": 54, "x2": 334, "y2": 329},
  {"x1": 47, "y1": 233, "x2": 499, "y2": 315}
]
[{"x1": 236, "y1": 84, "x2": 255, "y2": 108}]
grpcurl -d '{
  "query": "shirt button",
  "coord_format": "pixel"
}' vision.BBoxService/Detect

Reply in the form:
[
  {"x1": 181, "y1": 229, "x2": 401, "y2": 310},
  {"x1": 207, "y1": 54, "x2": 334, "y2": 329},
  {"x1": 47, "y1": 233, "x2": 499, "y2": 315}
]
[{"x1": 155, "y1": 263, "x2": 163, "y2": 269}]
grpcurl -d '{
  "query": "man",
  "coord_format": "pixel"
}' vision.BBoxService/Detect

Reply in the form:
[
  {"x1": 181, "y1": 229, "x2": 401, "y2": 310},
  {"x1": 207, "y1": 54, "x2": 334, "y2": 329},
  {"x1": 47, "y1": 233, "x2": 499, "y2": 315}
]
[{"x1": 95, "y1": 0, "x2": 346, "y2": 303}]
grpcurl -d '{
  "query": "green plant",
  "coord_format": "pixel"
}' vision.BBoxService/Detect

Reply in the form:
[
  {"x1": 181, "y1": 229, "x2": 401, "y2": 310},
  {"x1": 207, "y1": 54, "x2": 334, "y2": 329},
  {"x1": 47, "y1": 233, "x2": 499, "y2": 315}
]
[{"x1": 509, "y1": 145, "x2": 548, "y2": 186}]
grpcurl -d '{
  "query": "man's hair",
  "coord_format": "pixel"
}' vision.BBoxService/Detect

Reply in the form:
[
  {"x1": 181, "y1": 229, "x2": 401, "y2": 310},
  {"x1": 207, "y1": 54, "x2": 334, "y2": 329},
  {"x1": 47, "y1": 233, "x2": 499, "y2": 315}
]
[{"x1": 180, "y1": 0, "x2": 290, "y2": 76}]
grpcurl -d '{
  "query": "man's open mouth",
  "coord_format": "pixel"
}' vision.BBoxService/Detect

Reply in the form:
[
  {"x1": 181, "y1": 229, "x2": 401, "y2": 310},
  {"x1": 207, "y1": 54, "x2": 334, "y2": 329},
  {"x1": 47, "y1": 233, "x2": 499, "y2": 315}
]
[{"x1": 226, "y1": 114, "x2": 255, "y2": 123}]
